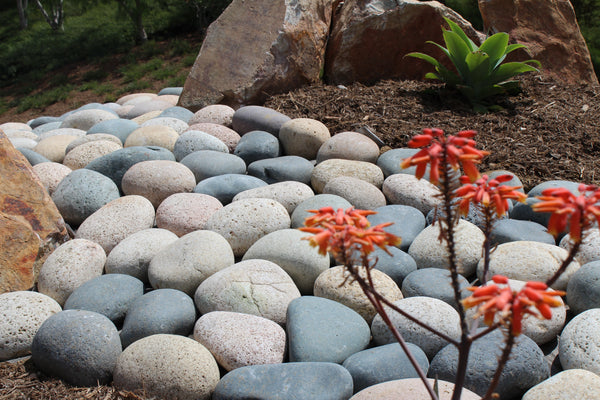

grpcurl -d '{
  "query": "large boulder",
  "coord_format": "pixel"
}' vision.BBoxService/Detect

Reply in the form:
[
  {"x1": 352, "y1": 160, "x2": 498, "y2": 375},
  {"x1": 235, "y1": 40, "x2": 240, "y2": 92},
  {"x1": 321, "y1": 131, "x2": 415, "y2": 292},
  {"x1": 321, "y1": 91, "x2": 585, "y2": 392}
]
[
  {"x1": 325, "y1": 0, "x2": 482, "y2": 85},
  {"x1": 178, "y1": 0, "x2": 334, "y2": 110},
  {"x1": 0, "y1": 130, "x2": 70, "y2": 294},
  {"x1": 478, "y1": 0, "x2": 598, "y2": 85}
]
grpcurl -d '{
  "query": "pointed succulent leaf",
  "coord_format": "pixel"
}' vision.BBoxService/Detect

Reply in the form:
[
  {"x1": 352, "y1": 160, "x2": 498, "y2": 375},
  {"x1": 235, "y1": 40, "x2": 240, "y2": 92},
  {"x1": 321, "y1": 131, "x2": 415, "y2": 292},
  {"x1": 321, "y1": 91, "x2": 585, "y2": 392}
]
[
  {"x1": 479, "y1": 32, "x2": 509, "y2": 69},
  {"x1": 405, "y1": 52, "x2": 443, "y2": 68},
  {"x1": 464, "y1": 51, "x2": 492, "y2": 87},
  {"x1": 443, "y1": 16, "x2": 478, "y2": 52},
  {"x1": 490, "y1": 62, "x2": 539, "y2": 84},
  {"x1": 424, "y1": 72, "x2": 442, "y2": 81},
  {"x1": 443, "y1": 30, "x2": 471, "y2": 79}
]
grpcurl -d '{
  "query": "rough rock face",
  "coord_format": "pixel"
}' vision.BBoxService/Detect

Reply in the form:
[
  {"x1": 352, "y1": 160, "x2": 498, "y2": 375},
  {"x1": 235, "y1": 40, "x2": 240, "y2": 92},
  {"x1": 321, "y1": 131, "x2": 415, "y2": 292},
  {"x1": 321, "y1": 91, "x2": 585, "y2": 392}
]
[
  {"x1": 0, "y1": 131, "x2": 70, "y2": 294},
  {"x1": 178, "y1": 0, "x2": 334, "y2": 111},
  {"x1": 324, "y1": 0, "x2": 482, "y2": 85},
  {"x1": 478, "y1": 0, "x2": 598, "y2": 85}
]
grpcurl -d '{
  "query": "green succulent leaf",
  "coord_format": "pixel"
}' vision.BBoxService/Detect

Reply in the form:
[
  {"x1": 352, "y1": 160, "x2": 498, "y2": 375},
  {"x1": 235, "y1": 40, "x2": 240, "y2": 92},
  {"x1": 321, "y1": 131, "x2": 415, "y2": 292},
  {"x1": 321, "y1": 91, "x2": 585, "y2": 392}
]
[
  {"x1": 405, "y1": 52, "x2": 443, "y2": 68},
  {"x1": 443, "y1": 17, "x2": 478, "y2": 52},
  {"x1": 479, "y1": 32, "x2": 509, "y2": 69},
  {"x1": 464, "y1": 51, "x2": 492, "y2": 88},
  {"x1": 491, "y1": 62, "x2": 539, "y2": 84},
  {"x1": 443, "y1": 30, "x2": 471, "y2": 79}
]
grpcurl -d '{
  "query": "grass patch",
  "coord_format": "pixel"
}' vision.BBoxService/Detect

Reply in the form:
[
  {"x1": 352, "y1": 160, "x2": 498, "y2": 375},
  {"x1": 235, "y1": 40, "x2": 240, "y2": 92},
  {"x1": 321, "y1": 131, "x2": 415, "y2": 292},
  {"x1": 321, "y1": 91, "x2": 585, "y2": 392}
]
[{"x1": 16, "y1": 84, "x2": 75, "y2": 112}]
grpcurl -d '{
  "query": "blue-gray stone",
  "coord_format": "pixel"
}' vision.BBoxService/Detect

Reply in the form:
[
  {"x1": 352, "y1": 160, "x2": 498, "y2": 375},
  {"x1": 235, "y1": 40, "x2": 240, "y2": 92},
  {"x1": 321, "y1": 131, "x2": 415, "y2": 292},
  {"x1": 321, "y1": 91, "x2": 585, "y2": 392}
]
[
  {"x1": 509, "y1": 197, "x2": 552, "y2": 228},
  {"x1": 369, "y1": 205, "x2": 426, "y2": 251},
  {"x1": 401, "y1": 268, "x2": 470, "y2": 309},
  {"x1": 173, "y1": 130, "x2": 228, "y2": 161},
  {"x1": 491, "y1": 219, "x2": 555, "y2": 246},
  {"x1": 290, "y1": 194, "x2": 352, "y2": 229},
  {"x1": 31, "y1": 310, "x2": 121, "y2": 386},
  {"x1": 75, "y1": 102, "x2": 118, "y2": 116},
  {"x1": 286, "y1": 296, "x2": 370, "y2": 363},
  {"x1": 567, "y1": 261, "x2": 600, "y2": 315},
  {"x1": 158, "y1": 87, "x2": 183, "y2": 96},
  {"x1": 51, "y1": 169, "x2": 120, "y2": 226},
  {"x1": 17, "y1": 148, "x2": 50, "y2": 166},
  {"x1": 64, "y1": 274, "x2": 144, "y2": 327},
  {"x1": 486, "y1": 170, "x2": 525, "y2": 193},
  {"x1": 180, "y1": 150, "x2": 246, "y2": 182},
  {"x1": 87, "y1": 119, "x2": 139, "y2": 144},
  {"x1": 232, "y1": 105, "x2": 291, "y2": 136},
  {"x1": 527, "y1": 180, "x2": 581, "y2": 198},
  {"x1": 213, "y1": 362, "x2": 353, "y2": 400},
  {"x1": 248, "y1": 155, "x2": 314, "y2": 185},
  {"x1": 428, "y1": 329, "x2": 549, "y2": 399},
  {"x1": 377, "y1": 148, "x2": 422, "y2": 178},
  {"x1": 233, "y1": 130, "x2": 281, "y2": 164},
  {"x1": 427, "y1": 198, "x2": 510, "y2": 230},
  {"x1": 119, "y1": 288, "x2": 196, "y2": 348},
  {"x1": 343, "y1": 343, "x2": 429, "y2": 393},
  {"x1": 193, "y1": 173, "x2": 268, "y2": 204},
  {"x1": 371, "y1": 247, "x2": 418, "y2": 287},
  {"x1": 32, "y1": 120, "x2": 62, "y2": 135},
  {"x1": 85, "y1": 146, "x2": 175, "y2": 192},
  {"x1": 158, "y1": 106, "x2": 194, "y2": 123},
  {"x1": 29, "y1": 116, "x2": 61, "y2": 130}
]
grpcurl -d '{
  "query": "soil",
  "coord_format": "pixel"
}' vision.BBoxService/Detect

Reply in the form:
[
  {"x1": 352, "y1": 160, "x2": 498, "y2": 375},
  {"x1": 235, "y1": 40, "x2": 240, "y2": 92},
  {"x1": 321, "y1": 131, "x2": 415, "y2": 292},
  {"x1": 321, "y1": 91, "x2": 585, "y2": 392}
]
[{"x1": 1, "y1": 73, "x2": 600, "y2": 398}]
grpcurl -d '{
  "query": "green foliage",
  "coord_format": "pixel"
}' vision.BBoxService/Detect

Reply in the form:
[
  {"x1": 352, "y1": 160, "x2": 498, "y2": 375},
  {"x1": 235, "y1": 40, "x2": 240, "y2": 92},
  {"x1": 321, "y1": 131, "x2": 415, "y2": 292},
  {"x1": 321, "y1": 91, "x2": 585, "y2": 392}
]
[
  {"x1": 445, "y1": 0, "x2": 483, "y2": 31},
  {"x1": 571, "y1": 0, "x2": 600, "y2": 78},
  {"x1": 406, "y1": 17, "x2": 540, "y2": 112},
  {"x1": 15, "y1": 84, "x2": 74, "y2": 112}
]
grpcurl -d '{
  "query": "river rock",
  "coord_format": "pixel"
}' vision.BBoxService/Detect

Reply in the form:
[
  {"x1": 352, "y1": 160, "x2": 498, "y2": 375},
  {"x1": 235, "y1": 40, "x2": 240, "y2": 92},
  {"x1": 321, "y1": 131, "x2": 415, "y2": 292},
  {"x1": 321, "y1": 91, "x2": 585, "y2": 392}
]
[
  {"x1": 376, "y1": 148, "x2": 421, "y2": 177},
  {"x1": 566, "y1": 260, "x2": 600, "y2": 315},
  {"x1": 559, "y1": 308, "x2": 600, "y2": 374},
  {"x1": 213, "y1": 362, "x2": 353, "y2": 400},
  {"x1": 17, "y1": 147, "x2": 51, "y2": 165},
  {"x1": 104, "y1": 228, "x2": 179, "y2": 283},
  {"x1": 119, "y1": 289, "x2": 196, "y2": 348},
  {"x1": 60, "y1": 109, "x2": 118, "y2": 131},
  {"x1": 314, "y1": 266, "x2": 403, "y2": 323},
  {"x1": 125, "y1": 99, "x2": 173, "y2": 119},
  {"x1": 478, "y1": 241, "x2": 580, "y2": 290},
  {"x1": 186, "y1": 122, "x2": 240, "y2": 152},
  {"x1": 194, "y1": 259, "x2": 300, "y2": 325},
  {"x1": 180, "y1": 150, "x2": 246, "y2": 182},
  {"x1": 194, "y1": 173, "x2": 268, "y2": 204},
  {"x1": 368, "y1": 204, "x2": 426, "y2": 251},
  {"x1": 33, "y1": 134, "x2": 78, "y2": 162},
  {"x1": 193, "y1": 311, "x2": 286, "y2": 370},
  {"x1": 158, "y1": 106, "x2": 194, "y2": 123},
  {"x1": 32, "y1": 162, "x2": 72, "y2": 195},
  {"x1": 233, "y1": 130, "x2": 281, "y2": 164},
  {"x1": 560, "y1": 228, "x2": 600, "y2": 265},
  {"x1": 350, "y1": 378, "x2": 480, "y2": 400},
  {"x1": 323, "y1": 176, "x2": 387, "y2": 210},
  {"x1": 402, "y1": 268, "x2": 470, "y2": 310},
  {"x1": 87, "y1": 118, "x2": 139, "y2": 144},
  {"x1": 371, "y1": 296, "x2": 461, "y2": 359},
  {"x1": 248, "y1": 155, "x2": 315, "y2": 186},
  {"x1": 0, "y1": 291, "x2": 61, "y2": 361},
  {"x1": 290, "y1": 193, "x2": 351, "y2": 228},
  {"x1": 37, "y1": 128, "x2": 85, "y2": 142},
  {"x1": 287, "y1": 296, "x2": 371, "y2": 363},
  {"x1": 121, "y1": 160, "x2": 196, "y2": 208},
  {"x1": 490, "y1": 218, "x2": 555, "y2": 245},
  {"x1": 75, "y1": 195, "x2": 156, "y2": 254},
  {"x1": 148, "y1": 230, "x2": 235, "y2": 296},
  {"x1": 37, "y1": 239, "x2": 106, "y2": 306},
  {"x1": 189, "y1": 104, "x2": 235, "y2": 126},
  {"x1": 522, "y1": 369, "x2": 600, "y2": 400},
  {"x1": 371, "y1": 246, "x2": 418, "y2": 287},
  {"x1": 243, "y1": 229, "x2": 330, "y2": 295},
  {"x1": 382, "y1": 173, "x2": 442, "y2": 215},
  {"x1": 65, "y1": 133, "x2": 122, "y2": 154},
  {"x1": 141, "y1": 116, "x2": 188, "y2": 134},
  {"x1": 232, "y1": 106, "x2": 291, "y2": 136},
  {"x1": 342, "y1": 342, "x2": 429, "y2": 393},
  {"x1": 113, "y1": 334, "x2": 219, "y2": 400},
  {"x1": 124, "y1": 125, "x2": 179, "y2": 151},
  {"x1": 233, "y1": 181, "x2": 314, "y2": 214},
  {"x1": 204, "y1": 198, "x2": 290, "y2": 257},
  {"x1": 409, "y1": 219, "x2": 485, "y2": 277},
  {"x1": 311, "y1": 158, "x2": 384, "y2": 193},
  {"x1": 173, "y1": 130, "x2": 228, "y2": 161},
  {"x1": 279, "y1": 118, "x2": 330, "y2": 159},
  {"x1": 317, "y1": 131, "x2": 380, "y2": 164},
  {"x1": 31, "y1": 310, "x2": 121, "y2": 386},
  {"x1": 155, "y1": 192, "x2": 223, "y2": 236},
  {"x1": 52, "y1": 168, "x2": 120, "y2": 226},
  {"x1": 63, "y1": 274, "x2": 144, "y2": 327}
]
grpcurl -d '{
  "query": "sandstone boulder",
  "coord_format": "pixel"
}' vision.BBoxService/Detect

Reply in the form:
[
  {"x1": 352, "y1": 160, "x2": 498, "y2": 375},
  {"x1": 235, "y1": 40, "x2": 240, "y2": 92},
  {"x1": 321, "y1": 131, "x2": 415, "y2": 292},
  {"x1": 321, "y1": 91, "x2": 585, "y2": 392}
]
[
  {"x1": 0, "y1": 130, "x2": 70, "y2": 294},
  {"x1": 178, "y1": 0, "x2": 334, "y2": 110},
  {"x1": 325, "y1": 0, "x2": 482, "y2": 85},
  {"x1": 478, "y1": 0, "x2": 598, "y2": 84}
]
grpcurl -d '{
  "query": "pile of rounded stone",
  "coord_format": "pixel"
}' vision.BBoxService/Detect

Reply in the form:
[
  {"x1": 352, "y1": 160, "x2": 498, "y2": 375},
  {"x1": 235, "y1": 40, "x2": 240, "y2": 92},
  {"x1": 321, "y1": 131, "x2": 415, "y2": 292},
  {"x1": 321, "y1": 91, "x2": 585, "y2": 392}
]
[{"x1": 1, "y1": 87, "x2": 600, "y2": 400}]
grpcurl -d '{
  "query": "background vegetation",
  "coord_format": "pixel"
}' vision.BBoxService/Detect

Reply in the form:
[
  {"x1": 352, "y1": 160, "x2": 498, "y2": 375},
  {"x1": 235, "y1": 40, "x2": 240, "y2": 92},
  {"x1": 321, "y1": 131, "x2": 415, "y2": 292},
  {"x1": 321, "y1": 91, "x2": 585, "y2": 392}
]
[{"x1": 0, "y1": 0, "x2": 598, "y2": 118}]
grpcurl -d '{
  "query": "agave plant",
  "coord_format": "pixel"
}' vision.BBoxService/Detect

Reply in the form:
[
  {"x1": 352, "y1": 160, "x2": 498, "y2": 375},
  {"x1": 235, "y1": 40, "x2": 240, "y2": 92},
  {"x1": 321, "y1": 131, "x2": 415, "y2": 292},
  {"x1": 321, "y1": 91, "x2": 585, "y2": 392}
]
[{"x1": 406, "y1": 17, "x2": 541, "y2": 111}]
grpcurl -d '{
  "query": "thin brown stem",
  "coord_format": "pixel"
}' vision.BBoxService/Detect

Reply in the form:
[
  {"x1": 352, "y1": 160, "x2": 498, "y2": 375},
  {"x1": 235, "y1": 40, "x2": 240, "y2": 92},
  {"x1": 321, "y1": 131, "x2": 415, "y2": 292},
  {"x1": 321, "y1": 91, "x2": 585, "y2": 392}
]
[
  {"x1": 482, "y1": 327, "x2": 516, "y2": 400},
  {"x1": 546, "y1": 239, "x2": 580, "y2": 288},
  {"x1": 480, "y1": 206, "x2": 494, "y2": 285}
]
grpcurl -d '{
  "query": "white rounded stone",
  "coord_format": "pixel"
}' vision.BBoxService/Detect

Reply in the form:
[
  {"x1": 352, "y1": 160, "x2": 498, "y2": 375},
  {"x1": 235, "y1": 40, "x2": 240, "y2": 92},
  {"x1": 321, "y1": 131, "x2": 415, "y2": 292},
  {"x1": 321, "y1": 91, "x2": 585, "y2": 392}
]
[
  {"x1": 148, "y1": 230, "x2": 235, "y2": 296},
  {"x1": 124, "y1": 125, "x2": 179, "y2": 151},
  {"x1": 323, "y1": 175, "x2": 387, "y2": 210},
  {"x1": 409, "y1": 219, "x2": 485, "y2": 276},
  {"x1": 350, "y1": 378, "x2": 479, "y2": 400},
  {"x1": 193, "y1": 311, "x2": 286, "y2": 371},
  {"x1": 75, "y1": 195, "x2": 156, "y2": 254},
  {"x1": 522, "y1": 369, "x2": 600, "y2": 400},
  {"x1": 33, "y1": 135, "x2": 78, "y2": 163},
  {"x1": 113, "y1": 334, "x2": 219, "y2": 400},
  {"x1": 37, "y1": 239, "x2": 106, "y2": 306},
  {"x1": 0, "y1": 291, "x2": 61, "y2": 361},
  {"x1": 559, "y1": 308, "x2": 600, "y2": 374},
  {"x1": 316, "y1": 131, "x2": 380, "y2": 164},
  {"x1": 62, "y1": 139, "x2": 122, "y2": 169},
  {"x1": 189, "y1": 104, "x2": 235, "y2": 127},
  {"x1": 279, "y1": 118, "x2": 331, "y2": 159},
  {"x1": 155, "y1": 192, "x2": 223, "y2": 237},
  {"x1": 141, "y1": 117, "x2": 189, "y2": 134},
  {"x1": 194, "y1": 259, "x2": 301, "y2": 325},
  {"x1": 186, "y1": 123, "x2": 241, "y2": 152},
  {"x1": 37, "y1": 128, "x2": 86, "y2": 142},
  {"x1": 560, "y1": 228, "x2": 600, "y2": 265},
  {"x1": 105, "y1": 228, "x2": 179, "y2": 283},
  {"x1": 125, "y1": 99, "x2": 173, "y2": 119},
  {"x1": 60, "y1": 109, "x2": 117, "y2": 131},
  {"x1": 10, "y1": 137, "x2": 37, "y2": 149},
  {"x1": 314, "y1": 266, "x2": 403, "y2": 323},
  {"x1": 382, "y1": 173, "x2": 442, "y2": 215},
  {"x1": 131, "y1": 110, "x2": 163, "y2": 124},
  {"x1": 232, "y1": 181, "x2": 315, "y2": 214},
  {"x1": 478, "y1": 241, "x2": 580, "y2": 290},
  {"x1": 0, "y1": 122, "x2": 32, "y2": 134},
  {"x1": 65, "y1": 133, "x2": 122, "y2": 154},
  {"x1": 117, "y1": 93, "x2": 157, "y2": 106},
  {"x1": 32, "y1": 162, "x2": 72, "y2": 195},
  {"x1": 204, "y1": 198, "x2": 291, "y2": 257},
  {"x1": 311, "y1": 158, "x2": 384, "y2": 193},
  {"x1": 121, "y1": 160, "x2": 196, "y2": 208}
]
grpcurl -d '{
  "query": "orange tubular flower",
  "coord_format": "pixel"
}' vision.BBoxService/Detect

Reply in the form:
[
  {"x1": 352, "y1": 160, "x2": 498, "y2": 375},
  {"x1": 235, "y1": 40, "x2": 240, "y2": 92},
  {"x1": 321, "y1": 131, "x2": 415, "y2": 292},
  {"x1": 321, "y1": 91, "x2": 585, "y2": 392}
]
[
  {"x1": 532, "y1": 184, "x2": 600, "y2": 241},
  {"x1": 401, "y1": 128, "x2": 489, "y2": 185},
  {"x1": 299, "y1": 207, "x2": 401, "y2": 259},
  {"x1": 455, "y1": 174, "x2": 527, "y2": 217},
  {"x1": 462, "y1": 275, "x2": 566, "y2": 336}
]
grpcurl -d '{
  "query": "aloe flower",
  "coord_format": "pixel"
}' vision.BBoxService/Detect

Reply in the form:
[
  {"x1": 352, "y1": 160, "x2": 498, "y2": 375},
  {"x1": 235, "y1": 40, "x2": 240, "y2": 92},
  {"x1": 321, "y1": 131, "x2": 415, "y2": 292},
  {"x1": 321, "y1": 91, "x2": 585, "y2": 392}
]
[
  {"x1": 300, "y1": 207, "x2": 401, "y2": 259},
  {"x1": 455, "y1": 174, "x2": 527, "y2": 217},
  {"x1": 401, "y1": 128, "x2": 489, "y2": 185},
  {"x1": 532, "y1": 184, "x2": 600, "y2": 241},
  {"x1": 462, "y1": 275, "x2": 565, "y2": 336}
]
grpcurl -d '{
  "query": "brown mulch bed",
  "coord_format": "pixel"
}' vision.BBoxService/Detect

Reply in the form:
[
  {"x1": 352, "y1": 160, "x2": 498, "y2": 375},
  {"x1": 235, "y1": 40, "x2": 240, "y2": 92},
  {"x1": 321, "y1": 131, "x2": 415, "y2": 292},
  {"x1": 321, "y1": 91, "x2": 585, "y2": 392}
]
[{"x1": 1, "y1": 73, "x2": 600, "y2": 398}]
